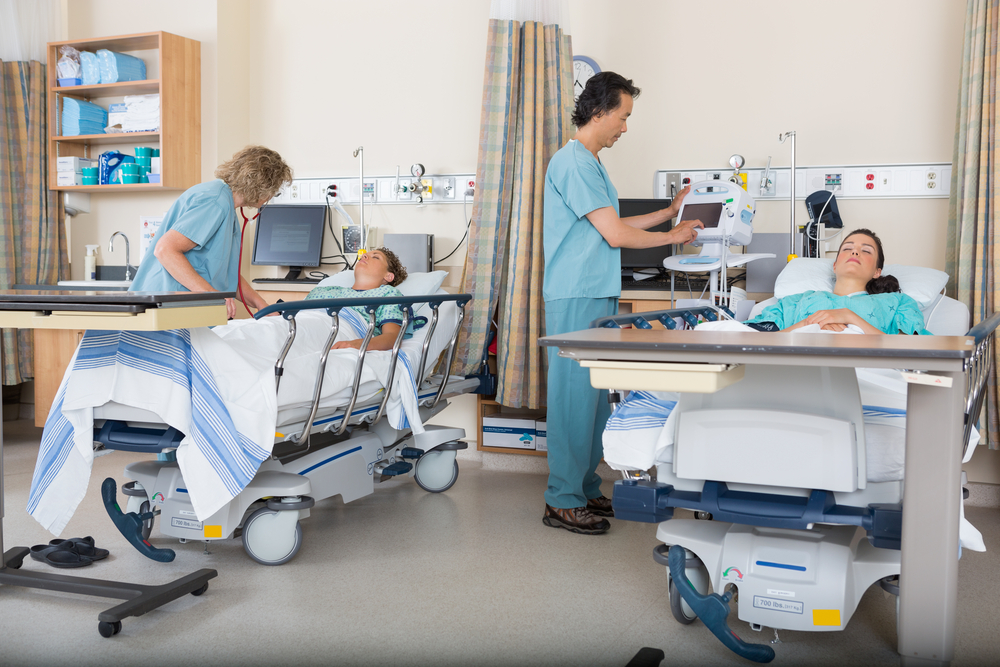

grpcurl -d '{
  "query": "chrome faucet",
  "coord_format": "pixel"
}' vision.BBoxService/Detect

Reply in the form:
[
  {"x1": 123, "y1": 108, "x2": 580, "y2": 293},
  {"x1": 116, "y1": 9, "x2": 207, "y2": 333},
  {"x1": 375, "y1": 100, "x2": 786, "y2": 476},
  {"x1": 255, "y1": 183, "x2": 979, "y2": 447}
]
[{"x1": 108, "y1": 231, "x2": 134, "y2": 281}]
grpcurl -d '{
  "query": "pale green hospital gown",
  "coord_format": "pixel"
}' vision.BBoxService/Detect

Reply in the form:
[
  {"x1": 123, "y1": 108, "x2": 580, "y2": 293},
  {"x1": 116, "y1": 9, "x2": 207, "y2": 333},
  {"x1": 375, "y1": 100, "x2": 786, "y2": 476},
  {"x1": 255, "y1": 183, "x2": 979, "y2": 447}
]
[{"x1": 746, "y1": 290, "x2": 931, "y2": 335}]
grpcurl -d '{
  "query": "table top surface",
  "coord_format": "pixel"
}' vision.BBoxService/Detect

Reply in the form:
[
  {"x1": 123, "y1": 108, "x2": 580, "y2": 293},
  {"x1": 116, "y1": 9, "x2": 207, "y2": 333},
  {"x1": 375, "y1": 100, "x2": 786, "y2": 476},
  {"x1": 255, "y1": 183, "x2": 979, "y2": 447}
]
[
  {"x1": 0, "y1": 289, "x2": 235, "y2": 306},
  {"x1": 539, "y1": 327, "x2": 977, "y2": 361}
]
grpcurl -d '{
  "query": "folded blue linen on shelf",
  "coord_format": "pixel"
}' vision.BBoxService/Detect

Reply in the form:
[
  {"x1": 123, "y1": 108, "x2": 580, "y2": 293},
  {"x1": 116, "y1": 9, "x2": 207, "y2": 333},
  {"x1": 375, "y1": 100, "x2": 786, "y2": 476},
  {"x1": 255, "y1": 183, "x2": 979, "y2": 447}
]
[
  {"x1": 80, "y1": 51, "x2": 100, "y2": 85},
  {"x1": 96, "y1": 49, "x2": 146, "y2": 84},
  {"x1": 61, "y1": 98, "x2": 107, "y2": 136}
]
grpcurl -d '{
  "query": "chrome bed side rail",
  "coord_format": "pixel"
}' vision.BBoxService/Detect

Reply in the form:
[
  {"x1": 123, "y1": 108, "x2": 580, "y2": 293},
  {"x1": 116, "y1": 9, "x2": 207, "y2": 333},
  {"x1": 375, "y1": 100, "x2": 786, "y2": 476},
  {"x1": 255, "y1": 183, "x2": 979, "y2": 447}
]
[
  {"x1": 256, "y1": 293, "x2": 472, "y2": 445},
  {"x1": 963, "y1": 312, "x2": 1000, "y2": 458}
]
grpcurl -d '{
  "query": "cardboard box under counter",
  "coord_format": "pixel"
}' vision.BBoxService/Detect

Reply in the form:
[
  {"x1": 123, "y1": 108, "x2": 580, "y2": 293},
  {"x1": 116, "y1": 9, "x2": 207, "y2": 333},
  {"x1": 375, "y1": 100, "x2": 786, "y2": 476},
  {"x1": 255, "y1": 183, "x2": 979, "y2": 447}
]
[{"x1": 482, "y1": 415, "x2": 536, "y2": 450}]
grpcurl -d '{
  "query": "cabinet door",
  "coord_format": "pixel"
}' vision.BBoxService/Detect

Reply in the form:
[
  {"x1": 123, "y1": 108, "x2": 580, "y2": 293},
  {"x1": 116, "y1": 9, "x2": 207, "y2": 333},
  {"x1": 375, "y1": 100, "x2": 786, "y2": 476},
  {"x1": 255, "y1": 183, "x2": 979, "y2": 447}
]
[{"x1": 33, "y1": 329, "x2": 84, "y2": 427}]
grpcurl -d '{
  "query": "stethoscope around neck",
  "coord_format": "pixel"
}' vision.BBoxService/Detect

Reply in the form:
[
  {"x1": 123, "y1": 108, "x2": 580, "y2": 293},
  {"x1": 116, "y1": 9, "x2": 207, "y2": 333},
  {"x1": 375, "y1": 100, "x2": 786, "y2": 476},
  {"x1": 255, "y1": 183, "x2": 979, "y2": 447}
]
[{"x1": 235, "y1": 206, "x2": 262, "y2": 317}]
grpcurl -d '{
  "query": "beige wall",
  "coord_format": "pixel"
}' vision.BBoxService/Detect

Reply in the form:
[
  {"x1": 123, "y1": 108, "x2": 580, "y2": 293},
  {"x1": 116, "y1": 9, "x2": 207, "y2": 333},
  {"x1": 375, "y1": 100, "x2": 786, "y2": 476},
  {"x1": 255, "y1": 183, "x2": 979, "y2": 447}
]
[
  {"x1": 59, "y1": 1, "x2": 1000, "y2": 481},
  {"x1": 570, "y1": 0, "x2": 964, "y2": 269}
]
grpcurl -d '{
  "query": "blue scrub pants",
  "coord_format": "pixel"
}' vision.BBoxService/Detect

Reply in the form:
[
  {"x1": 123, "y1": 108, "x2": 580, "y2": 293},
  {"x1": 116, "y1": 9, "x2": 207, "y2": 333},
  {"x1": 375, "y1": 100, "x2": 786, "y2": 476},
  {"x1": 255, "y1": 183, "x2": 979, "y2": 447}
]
[{"x1": 544, "y1": 296, "x2": 617, "y2": 509}]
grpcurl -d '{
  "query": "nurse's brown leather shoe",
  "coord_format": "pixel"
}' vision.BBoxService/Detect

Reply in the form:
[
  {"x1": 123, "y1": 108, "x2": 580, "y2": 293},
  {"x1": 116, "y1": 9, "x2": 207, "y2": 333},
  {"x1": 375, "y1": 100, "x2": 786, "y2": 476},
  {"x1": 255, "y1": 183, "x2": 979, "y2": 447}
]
[
  {"x1": 586, "y1": 495, "x2": 614, "y2": 517},
  {"x1": 542, "y1": 504, "x2": 610, "y2": 535}
]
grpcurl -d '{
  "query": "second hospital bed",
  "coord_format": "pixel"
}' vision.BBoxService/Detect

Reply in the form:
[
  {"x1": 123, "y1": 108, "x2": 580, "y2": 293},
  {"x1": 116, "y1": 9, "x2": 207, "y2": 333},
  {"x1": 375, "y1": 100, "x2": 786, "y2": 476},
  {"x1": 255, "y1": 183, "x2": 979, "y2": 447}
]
[
  {"x1": 560, "y1": 260, "x2": 998, "y2": 663},
  {"x1": 29, "y1": 286, "x2": 478, "y2": 565}
]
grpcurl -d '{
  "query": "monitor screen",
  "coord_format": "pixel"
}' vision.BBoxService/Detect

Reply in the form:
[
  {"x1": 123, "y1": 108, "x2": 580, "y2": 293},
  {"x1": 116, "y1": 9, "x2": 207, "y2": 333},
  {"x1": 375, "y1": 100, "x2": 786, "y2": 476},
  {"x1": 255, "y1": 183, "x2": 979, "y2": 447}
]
[
  {"x1": 619, "y1": 198, "x2": 674, "y2": 270},
  {"x1": 252, "y1": 205, "x2": 326, "y2": 272},
  {"x1": 679, "y1": 202, "x2": 723, "y2": 229}
]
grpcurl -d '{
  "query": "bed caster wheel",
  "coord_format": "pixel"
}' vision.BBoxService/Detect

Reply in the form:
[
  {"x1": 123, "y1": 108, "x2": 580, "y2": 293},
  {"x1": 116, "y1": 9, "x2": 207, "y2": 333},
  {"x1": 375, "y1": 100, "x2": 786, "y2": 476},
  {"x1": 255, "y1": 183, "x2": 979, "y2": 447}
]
[
  {"x1": 414, "y1": 450, "x2": 459, "y2": 493},
  {"x1": 694, "y1": 511, "x2": 713, "y2": 521},
  {"x1": 669, "y1": 577, "x2": 697, "y2": 625},
  {"x1": 98, "y1": 620, "x2": 122, "y2": 637},
  {"x1": 242, "y1": 507, "x2": 302, "y2": 566},
  {"x1": 664, "y1": 547, "x2": 710, "y2": 626},
  {"x1": 125, "y1": 497, "x2": 155, "y2": 540},
  {"x1": 191, "y1": 582, "x2": 209, "y2": 596}
]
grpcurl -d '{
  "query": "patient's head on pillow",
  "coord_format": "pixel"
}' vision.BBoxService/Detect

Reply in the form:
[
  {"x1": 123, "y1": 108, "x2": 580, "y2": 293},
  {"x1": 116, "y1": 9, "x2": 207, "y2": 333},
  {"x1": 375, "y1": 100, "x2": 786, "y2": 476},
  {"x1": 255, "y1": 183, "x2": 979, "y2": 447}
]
[
  {"x1": 354, "y1": 247, "x2": 408, "y2": 289},
  {"x1": 834, "y1": 228, "x2": 900, "y2": 295}
]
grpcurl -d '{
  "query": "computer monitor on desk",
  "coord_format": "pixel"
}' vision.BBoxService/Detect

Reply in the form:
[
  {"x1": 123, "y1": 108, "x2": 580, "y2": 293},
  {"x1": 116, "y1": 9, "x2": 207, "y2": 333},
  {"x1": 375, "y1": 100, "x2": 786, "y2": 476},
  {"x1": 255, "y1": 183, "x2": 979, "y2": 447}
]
[
  {"x1": 619, "y1": 198, "x2": 674, "y2": 274},
  {"x1": 252, "y1": 204, "x2": 325, "y2": 280}
]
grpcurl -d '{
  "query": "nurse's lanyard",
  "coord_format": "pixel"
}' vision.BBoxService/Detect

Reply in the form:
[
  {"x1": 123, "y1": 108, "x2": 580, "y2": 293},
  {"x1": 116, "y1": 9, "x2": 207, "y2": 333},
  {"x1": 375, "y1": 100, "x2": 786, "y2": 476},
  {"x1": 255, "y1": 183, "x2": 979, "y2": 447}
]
[{"x1": 237, "y1": 207, "x2": 259, "y2": 318}]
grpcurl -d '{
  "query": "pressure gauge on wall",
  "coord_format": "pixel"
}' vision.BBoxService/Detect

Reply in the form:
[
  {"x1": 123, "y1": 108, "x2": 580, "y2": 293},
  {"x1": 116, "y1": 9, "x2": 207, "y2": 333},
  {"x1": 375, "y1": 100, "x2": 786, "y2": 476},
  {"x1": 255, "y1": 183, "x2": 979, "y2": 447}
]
[{"x1": 411, "y1": 163, "x2": 425, "y2": 179}]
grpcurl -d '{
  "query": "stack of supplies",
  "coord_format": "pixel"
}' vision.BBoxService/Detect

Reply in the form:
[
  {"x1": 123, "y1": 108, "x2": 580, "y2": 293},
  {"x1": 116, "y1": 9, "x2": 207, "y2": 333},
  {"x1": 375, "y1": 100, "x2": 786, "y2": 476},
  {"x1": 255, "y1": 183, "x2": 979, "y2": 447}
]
[
  {"x1": 79, "y1": 51, "x2": 101, "y2": 85},
  {"x1": 61, "y1": 98, "x2": 108, "y2": 136},
  {"x1": 120, "y1": 94, "x2": 160, "y2": 133},
  {"x1": 96, "y1": 49, "x2": 147, "y2": 83},
  {"x1": 56, "y1": 157, "x2": 96, "y2": 187}
]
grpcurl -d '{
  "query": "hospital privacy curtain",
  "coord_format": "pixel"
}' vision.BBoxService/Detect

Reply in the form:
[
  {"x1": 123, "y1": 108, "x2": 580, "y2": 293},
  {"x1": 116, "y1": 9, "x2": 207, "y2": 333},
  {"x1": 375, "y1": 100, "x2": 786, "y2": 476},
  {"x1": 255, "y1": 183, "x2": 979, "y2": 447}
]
[
  {"x1": 948, "y1": 0, "x2": 1000, "y2": 449},
  {"x1": 0, "y1": 59, "x2": 67, "y2": 384},
  {"x1": 454, "y1": 17, "x2": 574, "y2": 409}
]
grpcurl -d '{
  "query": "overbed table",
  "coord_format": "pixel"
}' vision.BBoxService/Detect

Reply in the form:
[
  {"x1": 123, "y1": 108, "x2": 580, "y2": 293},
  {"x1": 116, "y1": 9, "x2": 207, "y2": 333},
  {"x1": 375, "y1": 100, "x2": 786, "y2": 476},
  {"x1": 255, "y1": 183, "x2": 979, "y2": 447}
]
[
  {"x1": 0, "y1": 289, "x2": 232, "y2": 637},
  {"x1": 539, "y1": 327, "x2": 980, "y2": 667}
]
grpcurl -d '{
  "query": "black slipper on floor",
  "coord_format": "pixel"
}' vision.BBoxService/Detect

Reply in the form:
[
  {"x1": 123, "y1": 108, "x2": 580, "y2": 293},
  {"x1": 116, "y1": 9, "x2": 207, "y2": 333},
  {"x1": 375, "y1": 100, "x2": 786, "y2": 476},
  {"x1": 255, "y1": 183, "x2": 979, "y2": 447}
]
[
  {"x1": 29, "y1": 543, "x2": 94, "y2": 568},
  {"x1": 48, "y1": 536, "x2": 110, "y2": 561}
]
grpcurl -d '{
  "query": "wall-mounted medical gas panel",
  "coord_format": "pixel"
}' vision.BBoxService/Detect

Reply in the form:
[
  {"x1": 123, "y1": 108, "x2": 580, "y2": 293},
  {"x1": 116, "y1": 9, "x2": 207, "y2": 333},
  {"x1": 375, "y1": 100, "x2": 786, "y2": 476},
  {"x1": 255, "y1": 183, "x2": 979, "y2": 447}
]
[
  {"x1": 271, "y1": 173, "x2": 477, "y2": 205},
  {"x1": 654, "y1": 163, "x2": 952, "y2": 201}
]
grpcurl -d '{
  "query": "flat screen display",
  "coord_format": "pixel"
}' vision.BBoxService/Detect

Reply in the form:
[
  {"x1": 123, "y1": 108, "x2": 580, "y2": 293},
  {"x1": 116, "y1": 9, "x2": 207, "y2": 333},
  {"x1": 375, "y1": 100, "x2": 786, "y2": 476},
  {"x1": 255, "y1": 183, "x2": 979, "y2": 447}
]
[
  {"x1": 618, "y1": 198, "x2": 674, "y2": 270},
  {"x1": 678, "y1": 202, "x2": 723, "y2": 229},
  {"x1": 251, "y1": 204, "x2": 325, "y2": 268}
]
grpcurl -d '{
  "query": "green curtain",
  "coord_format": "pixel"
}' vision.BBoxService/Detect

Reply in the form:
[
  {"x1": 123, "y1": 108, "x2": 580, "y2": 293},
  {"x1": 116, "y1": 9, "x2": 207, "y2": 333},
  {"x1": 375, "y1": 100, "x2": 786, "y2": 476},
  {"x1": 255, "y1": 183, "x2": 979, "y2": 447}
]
[
  {"x1": 454, "y1": 18, "x2": 574, "y2": 409},
  {"x1": 0, "y1": 59, "x2": 68, "y2": 384},
  {"x1": 947, "y1": 0, "x2": 1000, "y2": 448}
]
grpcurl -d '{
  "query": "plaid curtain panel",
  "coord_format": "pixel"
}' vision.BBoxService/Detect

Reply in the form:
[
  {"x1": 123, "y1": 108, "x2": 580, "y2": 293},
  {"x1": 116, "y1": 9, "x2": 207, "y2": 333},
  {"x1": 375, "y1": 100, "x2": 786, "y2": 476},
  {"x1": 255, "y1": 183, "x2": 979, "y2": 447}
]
[
  {"x1": 455, "y1": 18, "x2": 573, "y2": 409},
  {"x1": 947, "y1": 0, "x2": 1000, "y2": 448},
  {"x1": 0, "y1": 60, "x2": 69, "y2": 384}
]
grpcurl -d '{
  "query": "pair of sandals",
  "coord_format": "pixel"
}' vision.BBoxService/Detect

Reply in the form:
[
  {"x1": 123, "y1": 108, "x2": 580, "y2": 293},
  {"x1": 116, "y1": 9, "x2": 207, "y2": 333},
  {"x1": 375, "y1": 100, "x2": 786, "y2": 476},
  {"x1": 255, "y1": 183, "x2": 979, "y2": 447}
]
[{"x1": 29, "y1": 536, "x2": 110, "y2": 568}]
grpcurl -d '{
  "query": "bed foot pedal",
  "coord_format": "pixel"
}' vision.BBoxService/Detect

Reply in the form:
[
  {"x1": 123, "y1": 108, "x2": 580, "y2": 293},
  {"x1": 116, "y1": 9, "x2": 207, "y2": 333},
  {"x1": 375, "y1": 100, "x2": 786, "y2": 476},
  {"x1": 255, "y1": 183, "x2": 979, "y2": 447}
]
[
  {"x1": 400, "y1": 447, "x2": 424, "y2": 459},
  {"x1": 376, "y1": 461, "x2": 413, "y2": 476}
]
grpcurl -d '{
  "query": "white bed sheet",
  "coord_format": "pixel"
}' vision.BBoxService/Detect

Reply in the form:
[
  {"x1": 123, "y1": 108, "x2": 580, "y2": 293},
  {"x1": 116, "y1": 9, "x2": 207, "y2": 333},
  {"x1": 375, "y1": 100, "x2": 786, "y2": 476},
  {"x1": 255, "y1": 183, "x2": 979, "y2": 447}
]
[{"x1": 28, "y1": 296, "x2": 459, "y2": 534}]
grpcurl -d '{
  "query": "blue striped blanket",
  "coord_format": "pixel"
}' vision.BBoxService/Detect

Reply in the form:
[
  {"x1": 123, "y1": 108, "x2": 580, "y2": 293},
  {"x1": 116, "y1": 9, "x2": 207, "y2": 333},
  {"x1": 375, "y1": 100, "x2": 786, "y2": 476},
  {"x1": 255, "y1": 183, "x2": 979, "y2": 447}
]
[{"x1": 28, "y1": 307, "x2": 425, "y2": 535}]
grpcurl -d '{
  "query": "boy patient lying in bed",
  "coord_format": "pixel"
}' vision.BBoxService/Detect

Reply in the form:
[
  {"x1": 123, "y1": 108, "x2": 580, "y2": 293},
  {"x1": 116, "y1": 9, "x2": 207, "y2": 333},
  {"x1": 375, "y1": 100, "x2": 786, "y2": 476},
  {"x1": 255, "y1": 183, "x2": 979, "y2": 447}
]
[
  {"x1": 744, "y1": 228, "x2": 931, "y2": 335},
  {"x1": 304, "y1": 247, "x2": 409, "y2": 350}
]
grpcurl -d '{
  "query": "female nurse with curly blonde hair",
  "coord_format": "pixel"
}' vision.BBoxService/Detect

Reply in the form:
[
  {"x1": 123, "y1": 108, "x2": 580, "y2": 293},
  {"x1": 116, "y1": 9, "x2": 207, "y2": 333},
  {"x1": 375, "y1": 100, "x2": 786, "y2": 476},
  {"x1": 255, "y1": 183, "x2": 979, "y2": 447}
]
[{"x1": 130, "y1": 145, "x2": 293, "y2": 317}]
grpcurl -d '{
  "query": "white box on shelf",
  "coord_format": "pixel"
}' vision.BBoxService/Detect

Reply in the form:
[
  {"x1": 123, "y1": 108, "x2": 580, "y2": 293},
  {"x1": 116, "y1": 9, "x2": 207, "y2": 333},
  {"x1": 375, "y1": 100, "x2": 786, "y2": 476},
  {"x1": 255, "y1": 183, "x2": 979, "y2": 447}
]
[
  {"x1": 57, "y1": 172, "x2": 85, "y2": 186},
  {"x1": 535, "y1": 420, "x2": 547, "y2": 452},
  {"x1": 56, "y1": 157, "x2": 95, "y2": 172},
  {"x1": 150, "y1": 157, "x2": 161, "y2": 174},
  {"x1": 483, "y1": 415, "x2": 536, "y2": 450}
]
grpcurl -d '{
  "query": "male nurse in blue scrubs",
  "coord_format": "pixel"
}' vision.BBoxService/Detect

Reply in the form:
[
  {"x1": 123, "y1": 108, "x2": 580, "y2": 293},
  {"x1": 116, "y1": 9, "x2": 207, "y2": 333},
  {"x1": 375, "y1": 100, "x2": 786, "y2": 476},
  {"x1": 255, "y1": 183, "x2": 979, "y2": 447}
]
[
  {"x1": 542, "y1": 72, "x2": 702, "y2": 535},
  {"x1": 130, "y1": 145, "x2": 292, "y2": 318}
]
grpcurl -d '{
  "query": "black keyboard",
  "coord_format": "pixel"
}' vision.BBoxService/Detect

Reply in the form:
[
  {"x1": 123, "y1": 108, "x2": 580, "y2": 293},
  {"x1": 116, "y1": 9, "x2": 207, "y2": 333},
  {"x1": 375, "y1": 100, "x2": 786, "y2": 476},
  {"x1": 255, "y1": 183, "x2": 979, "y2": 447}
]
[
  {"x1": 621, "y1": 277, "x2": 674, "y2": 291},
  {"x1": 252, "y1": 278, "x2": 321, "y2": 284}
]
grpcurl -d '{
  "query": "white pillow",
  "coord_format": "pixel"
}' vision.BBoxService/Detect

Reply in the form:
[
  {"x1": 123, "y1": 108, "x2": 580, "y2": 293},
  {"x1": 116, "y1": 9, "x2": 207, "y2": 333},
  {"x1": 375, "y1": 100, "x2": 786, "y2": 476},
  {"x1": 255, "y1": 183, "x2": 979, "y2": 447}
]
[
  {"x1": 772, "y1": 258, "x2": 947, "y2": 309},
  {"x1": 316, "y1": 269, "x2": 448, "y2": 296}
]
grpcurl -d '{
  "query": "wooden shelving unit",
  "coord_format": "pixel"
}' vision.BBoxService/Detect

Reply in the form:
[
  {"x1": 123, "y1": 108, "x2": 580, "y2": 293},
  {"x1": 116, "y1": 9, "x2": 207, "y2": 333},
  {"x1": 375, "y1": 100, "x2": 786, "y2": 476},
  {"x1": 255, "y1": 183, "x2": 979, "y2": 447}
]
[{"x1": 47, "y1": 31, "x2": 200, "y2": 192}]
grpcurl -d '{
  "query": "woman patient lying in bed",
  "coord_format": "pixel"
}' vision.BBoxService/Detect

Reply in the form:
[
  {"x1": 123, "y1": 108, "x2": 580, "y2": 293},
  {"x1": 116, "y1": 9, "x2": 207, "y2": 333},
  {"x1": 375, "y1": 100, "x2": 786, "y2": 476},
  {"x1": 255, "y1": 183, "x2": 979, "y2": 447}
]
[
  {"x1": 745, "y1": 228, "x2": 931, "y2": 335},
  {"x1": 304, "y1": 247, "x2": 408, "y2": 350}
]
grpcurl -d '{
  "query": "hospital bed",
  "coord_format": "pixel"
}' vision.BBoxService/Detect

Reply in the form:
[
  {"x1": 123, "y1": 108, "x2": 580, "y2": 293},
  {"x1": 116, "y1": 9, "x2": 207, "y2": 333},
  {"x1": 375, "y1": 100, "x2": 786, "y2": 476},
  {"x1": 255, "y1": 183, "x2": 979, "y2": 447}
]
[
  {"x1": 539, "y1": 273, "x2": 1000, "y2": 666},
  {"x1": 29, "y1": 287, "x2": 477, "y2": 566}
]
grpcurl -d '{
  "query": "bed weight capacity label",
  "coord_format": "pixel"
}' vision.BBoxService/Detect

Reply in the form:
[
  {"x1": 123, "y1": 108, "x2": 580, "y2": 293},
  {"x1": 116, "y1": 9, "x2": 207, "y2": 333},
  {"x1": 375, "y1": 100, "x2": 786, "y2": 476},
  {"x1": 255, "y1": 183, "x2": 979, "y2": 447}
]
[
  {"x1": 753, "y1": 596, "x2": 803, "y2": 614},
  {"x1": 171, "y1": 517, "x2": 204, "y2": 531}
]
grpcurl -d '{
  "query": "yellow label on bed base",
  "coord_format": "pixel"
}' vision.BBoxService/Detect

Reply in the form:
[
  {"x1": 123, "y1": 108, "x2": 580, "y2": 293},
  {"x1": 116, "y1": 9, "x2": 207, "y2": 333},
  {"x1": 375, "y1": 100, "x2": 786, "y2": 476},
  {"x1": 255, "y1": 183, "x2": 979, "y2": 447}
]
[
  {"x1": 204, "y1": 525, "x2": 222, "y2": 539},
  {"x1": 812, "y1": 609, "x2": 841, "y2": 626}
]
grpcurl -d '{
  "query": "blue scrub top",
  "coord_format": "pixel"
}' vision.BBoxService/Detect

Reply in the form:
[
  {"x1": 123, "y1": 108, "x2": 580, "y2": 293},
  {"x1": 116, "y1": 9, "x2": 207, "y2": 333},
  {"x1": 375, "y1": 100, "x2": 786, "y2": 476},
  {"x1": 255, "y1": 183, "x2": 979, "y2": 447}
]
[
  {"x1": 130, "y1": 179, "x2": 241, "y2": 293},
  {"x1": 543, "y1": 139, "x2": 620, "y2": 301}
]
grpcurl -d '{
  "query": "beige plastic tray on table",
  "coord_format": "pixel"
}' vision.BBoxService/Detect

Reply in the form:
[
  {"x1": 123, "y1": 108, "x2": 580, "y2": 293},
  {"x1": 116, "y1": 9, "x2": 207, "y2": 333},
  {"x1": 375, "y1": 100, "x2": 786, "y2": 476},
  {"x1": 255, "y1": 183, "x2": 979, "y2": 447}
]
[
  {"x1": 578, "y1": 360, "x2": 744, "y2": 393},
  {"x1": 0, "y1": 304, "x2": 227, "y2": 331}
]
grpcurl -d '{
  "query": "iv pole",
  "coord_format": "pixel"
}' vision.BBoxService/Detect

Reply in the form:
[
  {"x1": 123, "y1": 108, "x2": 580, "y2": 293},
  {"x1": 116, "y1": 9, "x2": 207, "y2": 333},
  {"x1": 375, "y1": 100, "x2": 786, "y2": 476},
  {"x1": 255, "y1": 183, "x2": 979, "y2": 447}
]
[{"x1": 779, "y1": 131, "x2": 797, "y2": 260}]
